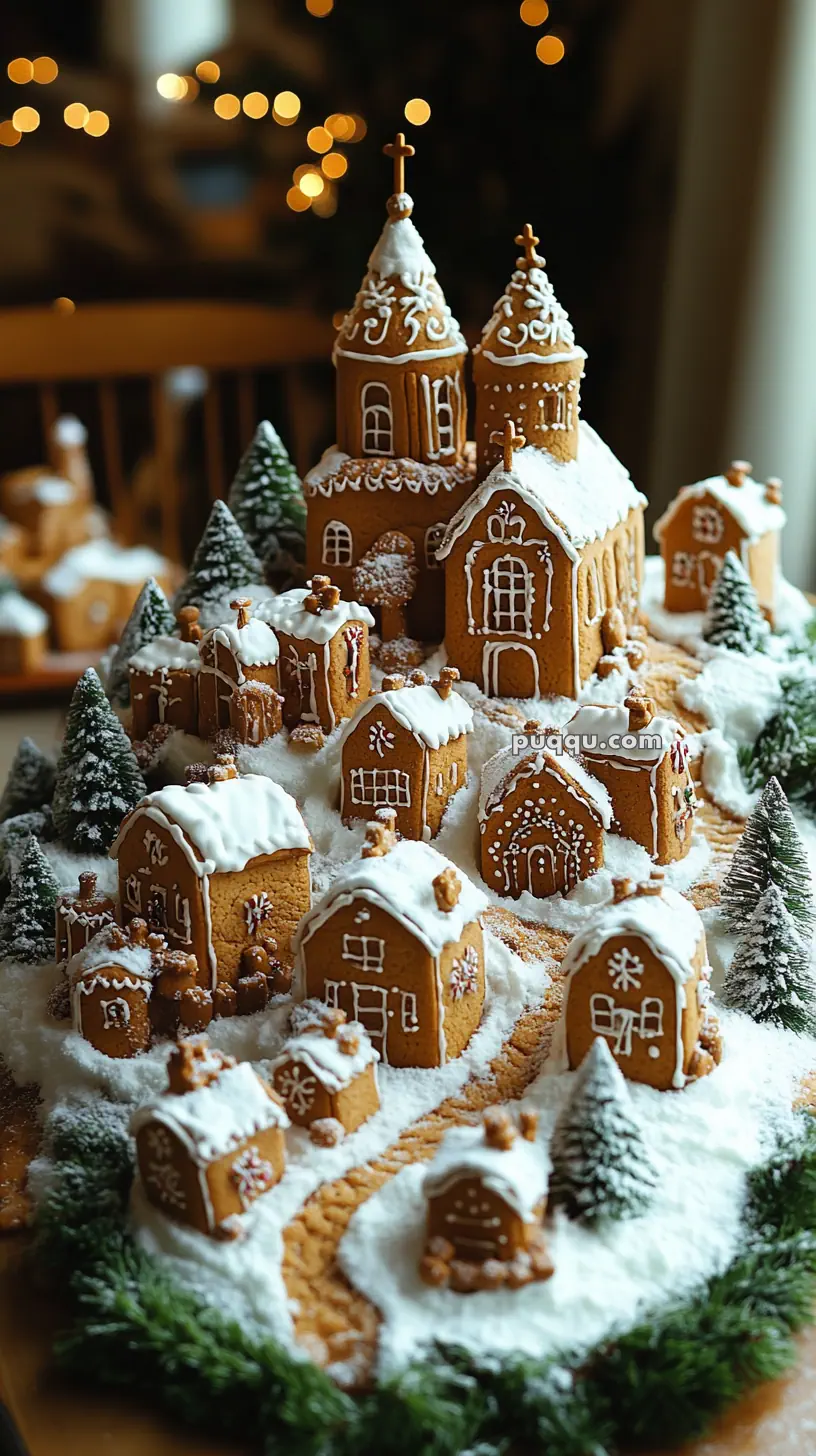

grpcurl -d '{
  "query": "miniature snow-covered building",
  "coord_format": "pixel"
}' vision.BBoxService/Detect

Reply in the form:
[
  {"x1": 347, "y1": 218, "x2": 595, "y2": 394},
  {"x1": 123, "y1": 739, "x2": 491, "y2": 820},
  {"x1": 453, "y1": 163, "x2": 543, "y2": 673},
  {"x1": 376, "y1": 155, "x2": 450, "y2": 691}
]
[
  {"x1": 69, "y1": 920, "x2": 156, "y2": 1059},
  {"x1": 270, "y1": 1002, "x2": 380, "y2": 1142},
  {"x1": 419, "y1": 1108, "x2": 553, "y2": 1293},
  {"x1": 55, "y1": 870, "x2": 116, "y2": 965},
  {"x1": 129, "y1": 629, "x2": 201, "y2": 741},
  {"x1": 339, "y1": 667, "x2": 473, "y2": 840},
  {"x1": 40, "y1": 540, "x2": 173, "y2": 653},
  {"x1": 197, "y1": 598, "x2": 282, "y2": 744},
  {"x1": 0, "y1": 590, "x2": 48, "y2": 676},
  {"x1": 563, "y1": 695, "x2": 698, "y2": 864},
  {"x1": 260, "y1": 577, "x2": 374, "y2": 733},
  {"x1": 132, "y1": 1038, "x2": 289, "y2": 1238},
  {"x1": 554, "y1": 872, "x2": 722, "y2": 1091},
  {"x1": 653, "y1": 460, "x2": 785, "y2": 622},
  {"x1": 111, "y1": 759, "x2": 312, "y2": 989},
  {"x1": 294, "y1": 821, "x2": 487, "y2": 1068},
  {"x1": 479, "y1": 733, "x2": 612, "y2": 899}
]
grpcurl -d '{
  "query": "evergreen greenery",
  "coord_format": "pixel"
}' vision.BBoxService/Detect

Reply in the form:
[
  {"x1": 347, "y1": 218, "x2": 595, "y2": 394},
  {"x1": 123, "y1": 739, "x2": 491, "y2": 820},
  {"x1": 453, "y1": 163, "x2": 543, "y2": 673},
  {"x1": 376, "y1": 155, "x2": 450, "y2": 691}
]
[
  {"x1": 105, "y1": 577, "x2": 175, "y2": 708},
  {"x1": 741, "y1": 677, "x2": 816, "y2": 810},
  {"x1": 0, "y1": 736, "x2": 56, "y2": 823},
  {"x1": 702, "y1": 550, "x2": 769, "y2": 653},
  {"x1": 227, "y1": 421, "x2": 306, "y2": 576},
  {"x1": 0, "y1": 807, "x2": 53, "y2": 903},
  {"x1": 721, "y1": 776, "x2": 815, "y2": 939},
  {"x1": 549, "y1": 1038, "x2": 657, "y2": 1224},
  {"x1": 0, "y1": 835, "x2": 59, "y2": 962},
  {"x1": 53, "y1": 669, "x2": 146, "y2": 853},
  {"x1": 173, "y1": 500, "x2": 263, "y2": 614},
  {"x1": 722, "y1": 884, "x2": 815, "y2": 1032}
]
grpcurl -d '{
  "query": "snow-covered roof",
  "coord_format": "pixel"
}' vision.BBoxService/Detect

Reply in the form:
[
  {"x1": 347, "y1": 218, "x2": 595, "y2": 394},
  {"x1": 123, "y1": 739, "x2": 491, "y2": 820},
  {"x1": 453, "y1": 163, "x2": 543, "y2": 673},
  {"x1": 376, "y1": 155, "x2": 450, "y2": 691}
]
[
  {"x1": 437, "y1": 427, "x2": 646, "y2": 561},
  {"x1": 653, "y1": 473, "x2": 786, "y2": 544},
  {"x1": 475, "y1": 257, "x2": 586, "y2": 368},
  {"x1": 562, "y1": 704, "x2": 682, "y2": 764},
  {"x1": 0, "y1": 590, "x2": 48, "y2": 638},
  {"x1": 295, "y1": 840, "x2": 486, "y2": 960},
  {"x1": 562, "y1": 886, "x2": 706, "y2": 987},
  {"x1": 68, "y1": 925, "x2": 154, "y2": 985},
  {"x1": 43, "y1": 541, "x2": 170, "y2": 599},
  {"x1": 131, "y1": 1061, "x2": 289, "y2": 1164},
  {"x1": 344, "y1": 682, "x2": 473, "y2": 752},
  {"x1": 9, "y1": 472, "x2": 74, "y2": 507},
  {"x1": 259, "y1": 586, "x2": 374, "y2": 645},
  {"x1": 112, "y1": 774, "x2": 312, "y2": 877},
  {"x1": 302, "y1": 448, "x2": 475, "y2": 500},
  {"x1": 209, "y1": 617, "x2": 280, "y2": 666},
  {"x1": 271, "y1": 1023, "x2": 379, "y2": 1092},
  {"x1": 423, "y1": 1122, "x2": 550, "y2": 1221},
  {"x1": 479, "y1": 742, "x2": 613, "y2": 828},
  {"x1": 128, "y1": 636, "x2": 201, "y2": 673}
]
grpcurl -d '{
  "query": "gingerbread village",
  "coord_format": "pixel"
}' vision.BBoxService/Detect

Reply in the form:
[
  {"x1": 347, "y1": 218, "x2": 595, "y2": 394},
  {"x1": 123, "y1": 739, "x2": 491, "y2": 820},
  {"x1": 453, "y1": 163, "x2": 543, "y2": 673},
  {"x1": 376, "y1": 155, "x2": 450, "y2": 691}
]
[{"x1": 1, "y1": 132, "x2": 816, "y2": 1425}]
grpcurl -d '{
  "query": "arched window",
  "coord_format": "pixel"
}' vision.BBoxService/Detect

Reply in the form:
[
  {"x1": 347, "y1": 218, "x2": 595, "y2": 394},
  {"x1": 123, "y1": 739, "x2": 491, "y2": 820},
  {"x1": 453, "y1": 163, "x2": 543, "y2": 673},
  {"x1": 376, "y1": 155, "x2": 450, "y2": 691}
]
[
  {"x1": 433, "y1": 377, "x2": 456, "y2": 456},
  {"x1": 484, "y1": 555, "x2": 533, "y2": 635},
  {"x1": 322, "y1": 519, "x2": 353, "y2": 567},
  {"x1": 361, "y1": 381, "x2": 394, "y2": 456},
  {"x1": 424, "y1": 522, "x2": 447, "y2": 568}
]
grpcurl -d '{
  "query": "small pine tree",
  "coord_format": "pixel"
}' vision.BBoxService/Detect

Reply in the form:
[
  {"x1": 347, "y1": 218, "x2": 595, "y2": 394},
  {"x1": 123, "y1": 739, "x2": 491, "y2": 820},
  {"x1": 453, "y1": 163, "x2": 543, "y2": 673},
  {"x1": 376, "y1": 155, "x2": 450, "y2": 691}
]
[
  {"x1": 105, "y1": 577, "x2": 176, "y2": 708},
  {"x1": 721, "y1": 776, "x2": 815, "y2": 939},
  {"x1": 722, "y1": 884, "x2": 814, "y2": 1031},
  {"x1": 173, "y1": 500, "x2": 263, "y2": 613},
  {"x1": 0, "y1": 836, "x2": 59, "y2": 963},
  {"x1": 0, "y1": 737, "x2": 56, "y2": 822},
  {"x1": 702, "y1": 550, "x2": 769, "y2": 653},
  {"x1": 549, "y1": 1038, "x2": 657, "y2": 1225},
  {"x1": 53, "y1": 669, "x2": 146, "y2": 853},
  {"x1": 227, "y1": 421, "x2": 306, "y2": 573}
]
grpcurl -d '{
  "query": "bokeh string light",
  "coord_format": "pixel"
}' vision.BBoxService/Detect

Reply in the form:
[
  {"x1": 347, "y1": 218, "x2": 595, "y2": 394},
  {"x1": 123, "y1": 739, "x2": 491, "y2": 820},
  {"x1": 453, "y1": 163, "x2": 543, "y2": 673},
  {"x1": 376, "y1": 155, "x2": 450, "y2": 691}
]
[
  {"x1": 195, "y1": 60, "x2": 220, "y2": 84},
  {"x1": 53, "y1": 297, "x2": 76, "y2": 315},
  {"x1": 0, "y1": 121, "x2": 21, "y2": 147},
  {"x1": 273, "y1": 90, "x2": 301, "y2": 125},
  {"x1": 7, "y1": 59, "x2": 33, "y2": 84},
  {"x1": 64, "y1": 102, "x2": 89, "y2": 129},
  {"x1": 214, "y1": 93, "x2": 240, "y2": 120},
  {"x1": 520, "y1": 0, "x2": 549, "y2": 24},
  {"x1": 84, "y1": 110, "x2": 110, "y2": 136},
  {"x1": 325, "y1": 113, "x2": 354, "y2": 141},
  {"x1": 536, "y1": 33, "x2": 565, "y2": 64},
  {"x1": 32, "y1": 56, "x2": 58, "y2": 83},
  {"x1": 243, "y1": 91, "x2": 269, "y2": 119},
  {"x1": 307, "y1": 125, "x2": 332, "y2": 154},
  {"x1": 12, "y1": 106, "x2": 39, "y2": 133},
  {"x1": 306, "y1": 0, "x2": 334, "y2": 14},
  {"x1": 286, "y1": 186, "x2": 310, "y2": 212},
  {"x1": 404, "y1": 98, "x2": 431, "y2": 126},
  {"x1": 157, "y1": 73, "x2": 186, "y2": 100},
  {"x1": 321, "y1": 151, "x2": 347, "y2": 179}
]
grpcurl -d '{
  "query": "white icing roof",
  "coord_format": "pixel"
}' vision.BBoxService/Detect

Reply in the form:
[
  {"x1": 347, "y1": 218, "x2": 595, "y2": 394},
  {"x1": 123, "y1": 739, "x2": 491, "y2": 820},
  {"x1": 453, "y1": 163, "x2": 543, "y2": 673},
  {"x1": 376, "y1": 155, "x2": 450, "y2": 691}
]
[
  {"x1": 562, "y1": 886, "x2": 705, "y2": 986},
  {"x1": 437, "y1": 426, "x2": 646, "y2": 561},
  {"x1": 259, "y1": 587, "x2": 374, "y2": 645},
  {"x1": 44, "y1": 541, "x2": 169, "y2": 598},
  {"x1": 131, "y1": 1061, "x2": 289, "y2": 1163},
  {"x1": 563, "y1": 704, "x2": 682, "y2": 764},
  {"x1": 68, "y1": 926, "x2": 154, "y2": 983},
  {"x1": 423, "y1": 1122, "x2": 550, "y2": 1221},
  {"x1": 0, "y1": 590, "x2": 48, "y2": 637},
  {"x1": 368, "y1": 207, "x2": 436, "y2": 280},
  {"x1": 478, "y1": 742, "x2": 612, "y2": 827},
  {"x1": 303, "y1": 447, "x2": 474, "y2": 500},
  {"x1": 344, "y1": 682, "x2": 473, "y2": 752},
  {"x1": 128, "y1": 636, "x2": 201, "y2": 673},
  {"x1": 295, "y1": 840, "x2": 486, "y2": 960},
  {"x1": 211, "y1": 617, "x2": 280, "y2": 666},
  {"x1": 271, "y1": 1022, "x2": 379, "y2": 1092},
  {"x1": 653, "y1": 473, "x2": 786, "y2": 544},
  {"x1": 112, "y1": 774, "x2": 312, "y2": 876}
]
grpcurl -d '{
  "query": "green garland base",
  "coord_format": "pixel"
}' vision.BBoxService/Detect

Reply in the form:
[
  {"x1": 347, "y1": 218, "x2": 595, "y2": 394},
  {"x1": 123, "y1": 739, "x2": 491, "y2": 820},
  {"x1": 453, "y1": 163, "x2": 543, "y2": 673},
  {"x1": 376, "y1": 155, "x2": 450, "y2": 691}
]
[{"x1": 33, "y1": 1104, "x2": 816, "y2": 1456}]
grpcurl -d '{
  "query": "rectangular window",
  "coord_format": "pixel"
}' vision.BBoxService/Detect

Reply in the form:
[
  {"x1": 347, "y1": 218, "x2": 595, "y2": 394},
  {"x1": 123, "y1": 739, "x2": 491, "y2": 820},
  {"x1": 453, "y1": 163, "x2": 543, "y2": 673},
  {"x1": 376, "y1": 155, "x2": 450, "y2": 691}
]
[
  {"x1": 147, "y1": 884, "x2": 168, "y2": 929},
  {"x1": 349, "y1": 767, "x2": 411, "y2": 807},
  {"x1": 590, "y1": 993, "x2": 615, "y2": 1035},
  {"x1": 400, "y1": 991, "x2": 419, "y2": 1033},
  {"x1": 351, "y1": 984, "x2": 389, "y2": 1050},
  {"x1": 486, "y1": 556, "x2": 532, "y2": 634},
  {"x1": 640, "y1": 997, "x2": 664, "y2": 1039},
  {"x1": 342, "y1": 934, "x2": 385, "y2": 973},
  {"x1": 324, "y1": 979, "x2": 342, "y2": 1010},
  {"x1": 671, "y1": 551, "x2": 696, "y2": 588},
  {"x1": 173, "y1": 891, "x2": 191, "y2": 942}
]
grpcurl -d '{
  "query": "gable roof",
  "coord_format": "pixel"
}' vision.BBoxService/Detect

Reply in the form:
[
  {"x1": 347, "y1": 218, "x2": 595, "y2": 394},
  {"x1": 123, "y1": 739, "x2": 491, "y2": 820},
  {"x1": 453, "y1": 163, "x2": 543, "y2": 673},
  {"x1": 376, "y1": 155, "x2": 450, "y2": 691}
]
[
  {"x1": 131, "y1": 1060, "x2": 289, "y2": 1164},
  {"x1": 302, "y1": 447, "x2": 475, "y2": 501},
  {"x1": 562, "y1": 886, "x2": 705, "y2": 986},
  {"x1": 270, "y1": 1022, "x2": 379, "y2": 1091},
  {"x1": 423, "y1": 1122, "x2": 550, "y2": 1220},
  {"x1": 653, "y1": 472, "x2": 786, "y2": 544},
  {"x1": 479, "y1": 742, "x2": 613, "y2": 828},
  {"x1": 342, "y1": 681, "x2": 474, "y2": 753},
  {"x1": 69, "y1": 924, "x2": 154, "y2": 987},
  {"x1": 206, "y1": 617, "x2": 280, "y2": 667},
  {"x1": 260, "y1": 586, "x2": 374, "y2": 644}
]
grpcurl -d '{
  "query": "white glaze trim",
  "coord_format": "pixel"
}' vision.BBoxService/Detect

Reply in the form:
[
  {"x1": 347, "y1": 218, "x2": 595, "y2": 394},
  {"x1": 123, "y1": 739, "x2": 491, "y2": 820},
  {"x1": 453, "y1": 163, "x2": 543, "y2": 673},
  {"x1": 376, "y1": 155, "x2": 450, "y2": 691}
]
[
  {"x1": 476, "y1": 346, "x2": 587, "y2": 367},
  {"x1": 334, "y1": 342, "x2": 467, "y2": 364}
]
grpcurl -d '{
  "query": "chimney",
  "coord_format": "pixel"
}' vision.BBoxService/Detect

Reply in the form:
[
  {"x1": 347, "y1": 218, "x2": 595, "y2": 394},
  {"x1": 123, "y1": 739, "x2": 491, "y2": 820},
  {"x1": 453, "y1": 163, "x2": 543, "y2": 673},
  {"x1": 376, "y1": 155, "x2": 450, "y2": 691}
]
[
  {"x1": 624, "y1": 692, "x2": 655, "y2": 734},
  {"x1": 230, "y1": 597, "x2": 252, "y2": 630},
  {"x1": 382, "y1": 674, "x2": 405, "y2": 692},
  {"x1": 612, "y1": 876, "x2": 634, "y2": 904},
  {"x1": 433, "y1": 666, "x2": 460, "y2": 700},
  {"x1": 432, "y1": 866, "x2": 461, "y2": 912},
  {"x1": 78, "y1": 870, "x2": 97, "y2": 902},
  {"x1": 519, "y1": 1109, "x2": 538, "y2": 1142},
  {"x1": 483, "y1": 1108, "x2": 515, "y2": 1151},
  {"x1": 362, "y1": 819, "x2": 396, "y2": 858},
  {"x1": 177, "y1": 606, "x2": 202, "y2": 643},
  {"x1": 208, "y1": 753, "x2": 238, "y2": 783},
  {"x1": 725, "y1": 459, "x2": 752, "y2": 488},
  {"x1": 764, "y1": 476, "x2": 783, "y2": 506},
  {"x1": 635, "y1": 869, "x2": 665, "y2": 898}
]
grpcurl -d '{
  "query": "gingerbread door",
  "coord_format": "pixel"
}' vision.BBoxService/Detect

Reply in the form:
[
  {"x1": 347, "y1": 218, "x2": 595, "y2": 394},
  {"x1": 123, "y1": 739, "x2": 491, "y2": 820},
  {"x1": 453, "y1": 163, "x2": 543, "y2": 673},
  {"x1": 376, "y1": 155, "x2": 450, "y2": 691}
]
[{"x1": 483, "y1": 641, "x2": 540, "y2": 698}]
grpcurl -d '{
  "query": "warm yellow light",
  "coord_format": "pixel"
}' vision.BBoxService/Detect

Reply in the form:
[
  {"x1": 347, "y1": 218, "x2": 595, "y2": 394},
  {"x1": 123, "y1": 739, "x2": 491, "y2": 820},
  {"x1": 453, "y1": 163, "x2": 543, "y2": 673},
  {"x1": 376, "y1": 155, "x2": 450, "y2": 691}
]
[
  {"x1": 306, "y1": 0, "x2": 334, "y2": 14},
  {"x1": 12, "y1": 106, "x2": 40, "y2": 134},
  {"x1": 325, "y1": 112, "x2": 354, "y2": 141},
  {"x1": 243, "y1": 91, "x2": 269, "y2": 119},
  {"x1": 7, "y1": 59, "x2": 33, "y2": 85},
  {"x1": 298, "y1": 170, "x2": 325, "y2": 198},
  {"x1": 520, "y1": 0, "x2": 549, "y2": 25},
  {"x1": 311, "y1": 186, "x2": 337, "y2": 216},
  {"x1": 64, "y1": 102, "x2": 89, "y2": 129},
  {"x1": 273, "y1": 90, "x2": 300, "y2": 120},
  {"x1": 214, "y1": 92, "x2": 240, "y2": 120},
  {"x1": 347, "y1": 114, "x2": 367, "y2": 142},
  {"x1": 181, "y1": 76, "x2": 199, "y2": 102},
  {"x1": 307, "y1": 125, "x2": 332, "y2": 154},
  {"x1": 195, "y1": 60, "x2": 221, "y2": 84},
  {"x1": 0, "y1": 121, "x2": 21, "y2": 148},
  {"x1": 286, "y1": 185, "x2": 310, "y2": 213},
  {"x1": 331, "y1": 309, "x2": 346, "y2": 329},
  {"x1": 404, "y1": 98, "x2": 431, "y2": 126},
  {"x1": 32, "y1": 56, "x2": 59, "y2": 84},
  {"x1": 84, "y1": 110, "x2": 110, "y2": 137},
  {"x1": 321, "y1": 150, "x2": 347, "y2": 179},
  {"x1": 157, "y1": 72, "x2": 185, "y2": 100},
  {"x1": 536, "y1": 33, "x2": 565, "y2": 64},
  {"x1": 53, "y1": 296, "x2": 76, "y2": 315}
]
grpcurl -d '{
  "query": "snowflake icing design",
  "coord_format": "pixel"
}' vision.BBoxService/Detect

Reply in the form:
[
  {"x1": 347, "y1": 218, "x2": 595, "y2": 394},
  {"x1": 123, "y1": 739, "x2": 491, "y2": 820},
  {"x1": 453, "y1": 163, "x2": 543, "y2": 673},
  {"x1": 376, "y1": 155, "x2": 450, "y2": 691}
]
[
  {"x1": 229, "y1": 1145, "x2": 276, "y2": 1209},
  {"x1": 606, "y1": 947, "x2": 645, "y2": 993},
  {"x1": 277, "y1": 1064, "x2": 319, "y2": 1117},
  {"x1": 244, "y1": 892, "x2": 272, "y2": 938},
  {"x1": 450, "y1": 945, "x2": 480, "y2": 1000},
  {"x1": 368, "y1": 721, "x2": 395, "y2": 758},
  {"x1": 493, "y1": 266, "x2": 575, "y2": 354}
]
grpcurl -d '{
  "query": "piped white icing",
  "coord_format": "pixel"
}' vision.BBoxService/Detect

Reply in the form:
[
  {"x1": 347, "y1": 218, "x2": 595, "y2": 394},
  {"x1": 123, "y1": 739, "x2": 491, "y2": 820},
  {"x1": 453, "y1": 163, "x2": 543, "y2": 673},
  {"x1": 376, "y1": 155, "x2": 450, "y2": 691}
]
[
  {"x1": 131, "y1": 1061, "x2": 289, "y2": 1165},
  {"x1": 423, "y1": 1121, "x2": 550, "y2": 1221},
  {"x1": 259, "y1": 588, "x2": 374, "y2": 645}
]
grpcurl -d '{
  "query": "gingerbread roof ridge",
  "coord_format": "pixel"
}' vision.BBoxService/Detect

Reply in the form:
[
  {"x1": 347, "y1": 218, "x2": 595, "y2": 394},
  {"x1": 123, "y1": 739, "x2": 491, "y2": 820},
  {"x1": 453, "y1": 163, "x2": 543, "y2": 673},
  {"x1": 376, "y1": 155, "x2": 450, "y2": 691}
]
[
  {"x1": 259, "y1": 585, "x2": 374, "y2": 644},
  {"x1": 563, "y1": 703, "x2": 682, "y2": 763},
  {"x1": 270, "y1": 1022, "x2": 379, "y2": 1091},
  {"x1": 68, "y1": 923, "x2": 154, "y2": 982},
  {"x1": 128, "y1": 634, "x2": 201, "y2": 673},
  {"x1": 478, "y1": 740, "x2": 613, "y2": 827},
  {"x1": 303, "y1": 448, "x2": 475, "y2": 500},
  {"x1": 653, "y1": 471, "x2": 786, "y2": 545},
  {"x1": 342, "y1": 680, "x2": 474, "y2": 752},
  {"x1": 561, "y1": 884, "x2": 705, "y2": 986}
]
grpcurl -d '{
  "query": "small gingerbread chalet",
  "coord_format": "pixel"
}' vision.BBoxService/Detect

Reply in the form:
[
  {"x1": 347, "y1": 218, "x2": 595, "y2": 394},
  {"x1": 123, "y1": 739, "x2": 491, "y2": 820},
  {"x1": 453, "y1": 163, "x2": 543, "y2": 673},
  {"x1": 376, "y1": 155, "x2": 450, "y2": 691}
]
[
  {"x1": 419, "y1": 1108, "x2": 553, "y2": 1293},
  {"x1": 270, "y1": 1002, "x2": 380, "y2": 1142},
  {"x1": 479, "y1": 735, "x2": 612, "y2": 899},
  {"x1": 129, "y1": 608, "x2": 202, "y2": 740},
  {"x1": 294, "y1": 819, "x2": 487, "y2": 1068},
  {"x1": 197, "y1": 598, "x2": 282, "y2": 743},
  {"x1": 55, "y1": 870, "x2": 116, "y2": 965},
  {"x1": 553, "y1": 873, "x2": 721, "y2": 1091},
  {"x1": 260, "y1": 577, "x2": 374, "y2": 733},
  {"x1": 111, "y1": 759, "x2": 312, "y2": 989},
  {"x1": 339, "y1": 667, "x2": 473, "y2": 840},
  {"x1": 563, "y1": 694, "x2": 698, "y2": 864},
  {"x1": 69, "y1": 920, "x2": 156, "y2": 1059},
  {"x1": 653, "y1": 460, "x2": 785, "y2": 621},
  {"x1": 132, "y1": 1039, "x2": 289, "y2": 1238}
]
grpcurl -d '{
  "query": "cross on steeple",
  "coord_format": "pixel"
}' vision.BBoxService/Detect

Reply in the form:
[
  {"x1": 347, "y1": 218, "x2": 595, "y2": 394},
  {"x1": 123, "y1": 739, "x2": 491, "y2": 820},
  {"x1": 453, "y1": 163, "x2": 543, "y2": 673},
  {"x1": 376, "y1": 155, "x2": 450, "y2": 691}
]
[
  {"x1": 515, "y1": 223, "x2": 543, "y2": 269},
  {"x1": 490, "y1": 420, "x2": 526, "y2": 471},
  {"x1": 384, "y1": 131, "x2": 415, "y2": 197}
]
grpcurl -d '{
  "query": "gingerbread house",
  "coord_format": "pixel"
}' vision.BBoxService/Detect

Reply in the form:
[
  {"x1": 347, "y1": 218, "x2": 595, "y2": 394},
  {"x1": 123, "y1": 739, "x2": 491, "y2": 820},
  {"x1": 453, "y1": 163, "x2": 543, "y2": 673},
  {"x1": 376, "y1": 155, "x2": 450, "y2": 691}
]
[
  {"x1": 111, "y1": 759, "x2": 313, "y2": 989},
  {"x1": 479, "y1": 735, "x2": 611, "y2": 899},
  {"x1": 653, "y1": 460, "x2": 785, "y2": 621},
  {"x1": 0, "y1": 416, "x2": 96, "y2": 576},
  {"x1": 129, "y1": 628, "x2": 202, "y2": 741},
  {"x1": 132, "y1": 1039, "x2": 289, "y2": 1238},
  {"x1": 294, "y1": 821, "x2": 487, "y2": 1068},
  {"x1": 270, "y1": 1002, "x2": 380, "y2": 1143},
  {"x1": 562, "y1": 695, "x2": 699, "y2": 864},
  {"x1": 55, "y1": 870, "x2": 116, "y2": 965},
  {"x1": 437, "y1": 422, "x2": 646, "y2": 698},
  {"x1": 69, "y1": 921, "x2": 156, "y2": 1059},
  {"x1": 40, "y1": 540, "x2": 174, "y2": 653},
  {"x1": 197, "y1": 598, "x2": 282, "y2": 744},
  {"x1": 339, "y1": 667, "x2": 473, "y2": 840},
  {"x1": 473, "y1": 225, "x2": 587, "y2": 474},
  {"x1": 260, "y1": 577, "x2": 374, "y2": 733},
  {"x1": 0, "y1": 589, "x2": 48, "y2": 676},
  {"x1": 419, "y1": 1108, "x2": 553, "y2": 1293},
  {"x1": 304, "y1": 134, "x2": 475, "y2": 642},
  {"x1": 553, "y1": 873, "x2": 722, "y2": 1091}
]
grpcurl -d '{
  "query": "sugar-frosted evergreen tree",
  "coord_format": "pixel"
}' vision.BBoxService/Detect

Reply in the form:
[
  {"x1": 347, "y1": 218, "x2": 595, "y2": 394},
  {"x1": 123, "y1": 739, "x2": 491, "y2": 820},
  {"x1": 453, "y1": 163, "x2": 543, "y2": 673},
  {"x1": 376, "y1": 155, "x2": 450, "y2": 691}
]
[
  {"x1": 173, "y1": 500, "x2": 262, "y2": 612},
  {"x1": 721, "y1": 776, "x2": 815, "y2": 939},
  {"x1": 0, "y1": 836, "x2": 59, "y2": 963},
  {"x1": 105, "y1": 577, "x2": 175, "y2": 708},
  {"x1": 722, "y1": 883, "x2": 814, "y2": 1032},
  {"x1": 0, "y1": 737, "x2": 56, "y2": 822},
  {"x1": 53, "y1": 669, "x2": 146, "y2": 853},
  {"x1": 227, "y1": 421, "x2": 306, "y2": 574},
  {"x1": 702, "y1": 550, "x2": 769, "y2": 653},
  {"x1": 549, "y1": 1038, "x2": 657, "y2": 1225}
]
